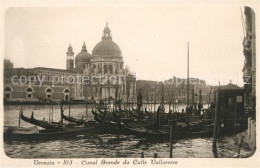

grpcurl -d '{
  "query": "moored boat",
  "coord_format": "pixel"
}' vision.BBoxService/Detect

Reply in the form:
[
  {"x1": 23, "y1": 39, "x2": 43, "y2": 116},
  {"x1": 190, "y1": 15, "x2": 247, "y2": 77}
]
[
  {"x1": 4, "y1": 126, "x2": 39, "y2": 135},
  {"x1": 4, "y1": 125, "x2": 102, "y2": 141},
  {"x1": 61, "y1": 108, "x2": 86, "y2": 125},
  {"x1": 21, "y1": 110, "x2": 60, "y2": 129}
]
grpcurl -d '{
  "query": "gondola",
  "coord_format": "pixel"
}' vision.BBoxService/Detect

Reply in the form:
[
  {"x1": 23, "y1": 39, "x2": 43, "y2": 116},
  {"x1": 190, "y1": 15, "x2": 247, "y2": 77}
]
[
  {"x1": 119, "y1": 121, "x2": 211, "y2": 139},
  {"x1": 115, "y1": 120, "x2": 169, "y2": 138},
  {"x1": 21, "y1": 110, "x2": 60, "y2": 129},
  {"x1": 118, "y1": 123, "x2": 150, "y2": 136},
  {"x1": 61, "y1": 108, "x2": 86, "y2": 125},
  {"x1": 115, "y1": 110, "x2": 212, "y2": 139},
  {"x1": 92, "y1": 108, "x2": 118, "y2": 127},
  {"x1": 92, "y1": 108, "x2": 121, "y2": 134},
  {"x1": 97, "y1": 108, "x2": 110, "y2": 115},
  {"x1": 93, "y1": 107, "x2": 212, "y2": 139},
  {"x1": 4, "y1": 126, "x2": 39, "y2": 135},
  {"x1": 130, "y1": 108, "x2": 150, "y2": 119},
  {"x1": 129, "y1": 109, "x2": 138, "y2": 118},
  {"x1": 96, "y1": 104, "x2": 108, "y2": 111},
  {"x1": 92, "y1": 108, "x2": 152, "y2": 137},
  {"x1": 114, "y1": 109, "x2": 128, "y2": 119},
  {"x1": 4, "y1": 124, "x2": 102, "y2": 141},
  {"x1": 106, "y1": 109, "x2": 167, "y2": 138}
]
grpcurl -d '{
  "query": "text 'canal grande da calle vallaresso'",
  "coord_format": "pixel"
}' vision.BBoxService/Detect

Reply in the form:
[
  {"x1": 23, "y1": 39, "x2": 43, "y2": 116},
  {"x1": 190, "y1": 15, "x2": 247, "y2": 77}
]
[{"x1": 33, "y1": 159, "x2": 179, "y2": 166}]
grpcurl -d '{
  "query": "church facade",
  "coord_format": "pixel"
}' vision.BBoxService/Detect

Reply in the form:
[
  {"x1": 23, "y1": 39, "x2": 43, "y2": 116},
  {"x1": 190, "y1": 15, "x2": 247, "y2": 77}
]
[{"x1": 4, "y1": 23, "x2": 136, "y2": 103}]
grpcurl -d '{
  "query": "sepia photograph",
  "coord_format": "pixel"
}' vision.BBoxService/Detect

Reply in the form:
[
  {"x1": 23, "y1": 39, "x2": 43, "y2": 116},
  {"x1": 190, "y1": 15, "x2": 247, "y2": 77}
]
[{"x1": 1, "y1": 0, "x2": 258, "y2": 165}]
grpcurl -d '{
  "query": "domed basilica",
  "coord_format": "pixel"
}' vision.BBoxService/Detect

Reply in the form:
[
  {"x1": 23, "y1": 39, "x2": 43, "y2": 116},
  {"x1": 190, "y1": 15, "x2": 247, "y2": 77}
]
[{"x1": 66, "y1": 23, "x2": 136, "y2": 102}]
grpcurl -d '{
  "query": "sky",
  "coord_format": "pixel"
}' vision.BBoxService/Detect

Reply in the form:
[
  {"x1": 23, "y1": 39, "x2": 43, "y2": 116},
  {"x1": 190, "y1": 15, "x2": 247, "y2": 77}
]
[{"x1": 4, "y1": 1, "x2": 258, "y2": 86}]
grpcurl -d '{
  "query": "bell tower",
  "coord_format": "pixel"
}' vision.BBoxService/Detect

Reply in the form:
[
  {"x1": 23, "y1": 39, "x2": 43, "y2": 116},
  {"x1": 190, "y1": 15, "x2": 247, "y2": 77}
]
[{"x1": 66, "y1": 44, "x2": 74, "y2": 70}]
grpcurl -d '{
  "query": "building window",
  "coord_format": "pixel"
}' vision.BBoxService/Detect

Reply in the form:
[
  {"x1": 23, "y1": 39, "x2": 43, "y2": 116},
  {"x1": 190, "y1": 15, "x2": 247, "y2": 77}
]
[
  {"x1": 26, "y1": 87, "x2": 33, "y2": 99},
  {"x1": 45, "y1": 88, "x2": 53, "y2": 99},
  {"x1": 46, "y1": 88, "x2": 52, "y2": 92},
  {"x1": 5, "y1": 87, "x2": 12, "y2": 92},
  {"x1": 64, "y1": 89, "x2": 70, "y2": 93},
  {"x1": 236, "y1": 96, "x2": 243, "y2": 103},
  {"x1": 53, "y1": 77, "x2": 58, "y2": 82},
  {"x1": 109, "y1": 65, "x2": 113, "y2": 74},
  {"x1": 4, "y1": 87, "x2": 12, "y2": 99},
  {"x1": 228, "y1": 98, "x2": 233, "y2": 106},
  {"x1": 64, "y1": 88, "x2": 70, "y2": 101},
  {"x1": 104, "y1": 65, "x2": 108, "y2": 74},
  {"x1": 5, "y1": 93, "x2": 10, "y2": 99}
]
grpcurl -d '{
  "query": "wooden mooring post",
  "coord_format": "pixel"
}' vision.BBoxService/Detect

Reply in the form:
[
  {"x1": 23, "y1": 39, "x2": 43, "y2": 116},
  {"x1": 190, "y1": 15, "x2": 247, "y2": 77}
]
[
  {"x1": 69, "y1": 105, "x2": 71, "y2": 117},
  {"x1": 154, "y1": 93, "x2": 157, "y2": 123},
  {"x1": 49, "y1": 104, "x2": 51, "y2": 123},
  {"x1": 86, "y1": 103, "x2": 88, "y2": 118},
  {"x1": 51, "y1": 104, "x2": 54, "y2": 122},
  {"x1": 60, "y1": 104, "x2": 63, "y2": 126},
  {"x1": 170, "y1": 124, "x2": 173, "y2": 158},
  {"x1": 237, "y1": 136, "x2": 244, "y2": 158},
  {"x1": 212, "y1": 86, "x2": 220, "y2": 154},
  {"x1": 18, "y1": 106, "x2": 22, "y2": 127}
]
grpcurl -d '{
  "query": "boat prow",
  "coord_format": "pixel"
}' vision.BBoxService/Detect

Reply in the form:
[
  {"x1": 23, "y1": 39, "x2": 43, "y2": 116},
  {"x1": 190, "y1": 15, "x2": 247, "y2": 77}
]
[{"x1": 21, "y1": 110, "x2": 60, "y2": 129}]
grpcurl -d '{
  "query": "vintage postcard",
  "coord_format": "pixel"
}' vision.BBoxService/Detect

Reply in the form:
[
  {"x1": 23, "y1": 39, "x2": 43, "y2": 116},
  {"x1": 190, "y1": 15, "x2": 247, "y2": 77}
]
[{"x1": 0, "y1": 0, "x2": 259, "y2": 167}]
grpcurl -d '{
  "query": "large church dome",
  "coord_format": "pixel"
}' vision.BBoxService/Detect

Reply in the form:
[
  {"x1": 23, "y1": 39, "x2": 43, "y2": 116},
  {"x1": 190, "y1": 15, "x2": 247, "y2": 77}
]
[{"x1": 92, "y1": 23, "x2": 122, "y2": 58}]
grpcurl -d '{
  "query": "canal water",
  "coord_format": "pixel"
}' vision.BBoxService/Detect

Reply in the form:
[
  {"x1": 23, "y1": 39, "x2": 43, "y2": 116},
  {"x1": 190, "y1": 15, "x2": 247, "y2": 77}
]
[{"x1": 3, "y1": 105, "x2": 251, "y2": 158}]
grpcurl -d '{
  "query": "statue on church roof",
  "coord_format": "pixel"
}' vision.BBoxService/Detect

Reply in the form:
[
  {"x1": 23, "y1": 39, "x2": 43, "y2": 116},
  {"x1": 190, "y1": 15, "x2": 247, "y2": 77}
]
[
  {"x1": 94, "y1": 66, "x2": 99, "y2": 74},
  {"x1": 117, "y1": 68, "x2": 123, "y2": 75},
  {"x1": 83, "y1": 68, "x2": 91, "y2": 75}
]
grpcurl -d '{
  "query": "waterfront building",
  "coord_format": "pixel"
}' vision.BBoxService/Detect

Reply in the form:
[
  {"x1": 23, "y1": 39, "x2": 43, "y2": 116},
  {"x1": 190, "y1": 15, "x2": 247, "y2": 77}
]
[
  {"x1": 211, "y1": 83, "x2": 246, "y2": 134},
  {"x1": 3, "y1": 23, "x2": 136, "y2": 103},
  {"x1": 136, "y1": 77, "x2": 211, "y2": 106},
  {"x1": 4, "y1": 67, "x2": 83, "y2": 102},
  {"x1": 4, "y1": 59, "x2": 13, "y2": 69},
  {"x1": 242, "y1": 6, "x2": 256, "y2": 112}
]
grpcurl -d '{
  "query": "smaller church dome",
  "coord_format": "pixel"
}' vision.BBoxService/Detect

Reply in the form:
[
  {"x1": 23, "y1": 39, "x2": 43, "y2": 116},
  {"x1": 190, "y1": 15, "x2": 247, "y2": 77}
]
[
  {"x1": 75, "y1": 52, "x2": 91, "y2": 62},
  {"x1": 75, "y1": 42, "x2": 92, "y2": 63}
]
